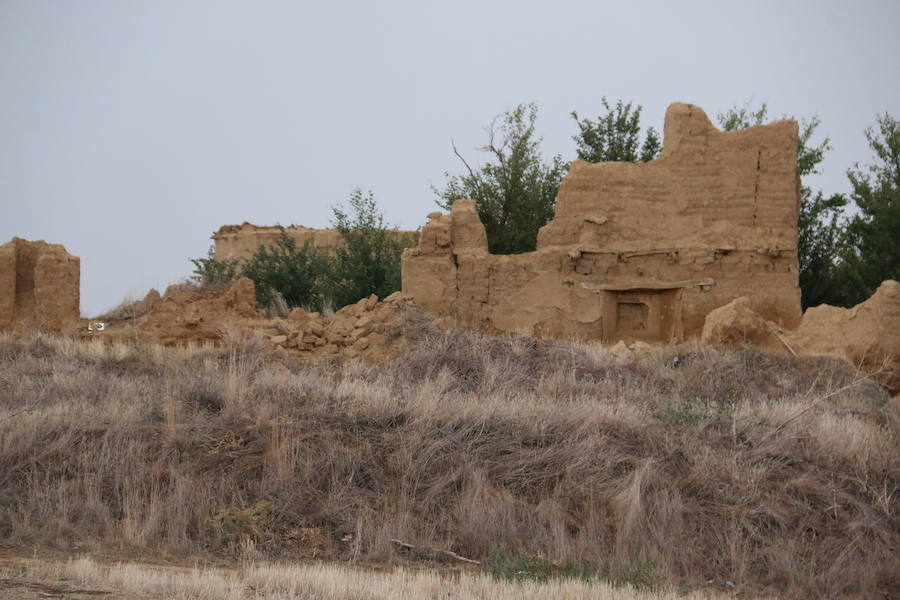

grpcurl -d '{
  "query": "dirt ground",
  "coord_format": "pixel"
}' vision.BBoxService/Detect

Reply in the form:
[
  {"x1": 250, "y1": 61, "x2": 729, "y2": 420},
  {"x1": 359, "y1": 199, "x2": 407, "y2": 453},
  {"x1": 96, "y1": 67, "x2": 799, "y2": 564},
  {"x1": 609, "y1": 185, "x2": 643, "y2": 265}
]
[
  {"x1": 0, "y1": 554, "x2": 229, "y2": 600},
  {"x1": 0, "y1": 557, "x2": 129, "y2": 599},
  {"x1": 0, "y1": 554, "x2": 751, "y2": 600},
  {"x1": 0, "y1": 577, "x2": 121, "y2": 600}
]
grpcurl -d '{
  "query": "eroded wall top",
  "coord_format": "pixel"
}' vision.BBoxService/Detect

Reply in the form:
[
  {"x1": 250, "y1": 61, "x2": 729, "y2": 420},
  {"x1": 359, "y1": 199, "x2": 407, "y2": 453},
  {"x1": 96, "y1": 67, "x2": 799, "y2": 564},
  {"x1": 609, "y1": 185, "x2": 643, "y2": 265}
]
[
  {"x1": 213, "y1": 222, "x2": 418, "y2": 263},
  {"x1": 538, "y1": 103, "x2": 800, "y2": 253},
  {"x1": 212, "y1": 223, "x2": 346, "y2": 262}
]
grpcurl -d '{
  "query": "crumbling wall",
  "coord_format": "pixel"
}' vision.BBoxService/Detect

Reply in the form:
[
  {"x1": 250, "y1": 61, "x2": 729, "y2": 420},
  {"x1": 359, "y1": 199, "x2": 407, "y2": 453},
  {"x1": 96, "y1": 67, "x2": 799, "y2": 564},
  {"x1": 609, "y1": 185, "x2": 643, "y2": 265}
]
[
  {"x1": 213, "y1": 222, "x2": 418, "y2": 263},
  {"x1": 100, "y1": 278, "x2": 264, "y2": 345},
  {"x1": 135, "y1": 278, "x2": 262, "y2": 345},
  {"x1": 212, "y1": 223, "x2": 346, "y2": 262},
  {"x1": 402, "y1": 103, "x2": 802, "y2": 343},
  {"x1": 787, "y1": 280, "x2": 900, "y2": 394},
  {"x1": 0, "y1": 238, "x2": 81, "y2": 333}
]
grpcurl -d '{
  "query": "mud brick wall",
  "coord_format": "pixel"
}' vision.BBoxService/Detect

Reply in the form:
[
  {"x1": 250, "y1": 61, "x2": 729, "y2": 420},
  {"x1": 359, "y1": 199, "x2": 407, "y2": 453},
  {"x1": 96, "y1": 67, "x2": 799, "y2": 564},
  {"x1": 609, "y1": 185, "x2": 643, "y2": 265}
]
[
  {"x1": 0, "y1": 238, "x2": 81, "y2": 332},
  {"x1": 212, "y1": 223, "x2": 346, "y2": 262},
  {"x1": 213, "y1": 223, "x2": 418, "y2": 263},
  {"x1": 402, "y1": 103, "x2": 801, "y2": 343}
]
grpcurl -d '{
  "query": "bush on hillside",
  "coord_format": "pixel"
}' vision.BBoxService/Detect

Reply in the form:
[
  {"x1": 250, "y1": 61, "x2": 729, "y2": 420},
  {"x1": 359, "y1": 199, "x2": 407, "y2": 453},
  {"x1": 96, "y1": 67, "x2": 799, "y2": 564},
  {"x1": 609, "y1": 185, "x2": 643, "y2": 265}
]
[
  {"x1": 240, "y1": 230, "x2": 329, "y2": 312},
  {"x1": 190, "y1": 246, "x2": 240, "y2": 287},
  {"x1": 324, "y1": 189, "x2": 418, "y2": 308}
]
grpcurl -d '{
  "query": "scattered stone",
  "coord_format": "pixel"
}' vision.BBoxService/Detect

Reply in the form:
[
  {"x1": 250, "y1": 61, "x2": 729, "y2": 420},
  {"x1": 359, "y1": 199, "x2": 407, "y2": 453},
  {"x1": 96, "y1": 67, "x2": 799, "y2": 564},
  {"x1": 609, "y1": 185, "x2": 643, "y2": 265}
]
[
  {"x1": 433, "y1": 316, "x2": 455, "y2": 332},
  {"x1": 608, "y1": 340, "x2": 631, "y2": 358}
]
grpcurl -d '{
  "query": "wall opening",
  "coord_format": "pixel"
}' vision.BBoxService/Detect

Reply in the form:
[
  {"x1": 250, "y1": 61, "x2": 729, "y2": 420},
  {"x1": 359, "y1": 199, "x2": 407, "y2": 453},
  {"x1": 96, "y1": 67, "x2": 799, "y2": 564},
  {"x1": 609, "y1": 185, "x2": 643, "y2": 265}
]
[
  {"x1": 601, "y1": 288, "x2": 683, "y2": 343},
  {"x1": 616, "y1": 300, "x2": 649, "y2": 332}
]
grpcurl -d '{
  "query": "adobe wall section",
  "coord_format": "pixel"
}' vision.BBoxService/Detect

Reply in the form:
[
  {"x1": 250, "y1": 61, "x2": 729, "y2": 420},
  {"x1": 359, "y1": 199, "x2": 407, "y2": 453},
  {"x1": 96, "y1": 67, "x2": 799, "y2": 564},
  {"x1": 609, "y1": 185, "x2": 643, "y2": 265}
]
[
  {"x1": 213, "y1": 222, "x2": 418, "y2": 262},
  {"x1": 212, "y1": 223, "x2": 346, "y2": 262},
  {"x1": 402, "y1": 103, "x2": 802, "y2": 343},
  {"x1": 0, "y1": 238, "x2": 81, "y2": 333}
]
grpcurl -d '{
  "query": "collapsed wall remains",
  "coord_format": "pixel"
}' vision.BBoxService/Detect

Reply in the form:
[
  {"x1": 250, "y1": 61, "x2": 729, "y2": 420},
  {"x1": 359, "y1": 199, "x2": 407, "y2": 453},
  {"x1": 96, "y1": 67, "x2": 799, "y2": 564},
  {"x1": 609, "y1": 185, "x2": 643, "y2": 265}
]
[
  {"x1": 0, "y1": 237, "x2": 81, "y2": 333},
  {"x1": 402, "y1": 103, "x2": 802, "y2": 343},
  {"x1": 789, "y1": 280, "x2": 900, "y2": 394}
]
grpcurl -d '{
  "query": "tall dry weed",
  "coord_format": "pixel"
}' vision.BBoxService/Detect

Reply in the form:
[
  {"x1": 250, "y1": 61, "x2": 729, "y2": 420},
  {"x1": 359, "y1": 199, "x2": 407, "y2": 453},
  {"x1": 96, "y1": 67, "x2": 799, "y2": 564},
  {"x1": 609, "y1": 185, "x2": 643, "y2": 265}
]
[{"x1": 0, "y1": 328, "x2": 897, "y2": 598}]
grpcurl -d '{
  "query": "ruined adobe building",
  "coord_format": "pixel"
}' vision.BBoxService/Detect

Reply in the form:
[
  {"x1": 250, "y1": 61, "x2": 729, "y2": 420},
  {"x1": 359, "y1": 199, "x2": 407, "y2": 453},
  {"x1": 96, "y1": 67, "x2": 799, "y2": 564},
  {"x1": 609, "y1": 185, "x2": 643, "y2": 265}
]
[
  {"x1": 402, "y1": 103, "x2": 802, "y2": 343},
  {"x1": 213, "y1": 223, "x2": 418, "y2": 263},
  {"x1": 0, "y1": 238, "x2": 81, "y2": 333}
]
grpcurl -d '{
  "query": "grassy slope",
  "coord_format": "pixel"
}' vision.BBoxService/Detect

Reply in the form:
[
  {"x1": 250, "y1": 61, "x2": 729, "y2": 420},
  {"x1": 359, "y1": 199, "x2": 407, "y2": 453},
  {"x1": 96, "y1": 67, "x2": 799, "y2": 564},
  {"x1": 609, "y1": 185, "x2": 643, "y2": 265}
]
[{"x1": 0, "y1": 320, "x2": 897, "y2": 599}]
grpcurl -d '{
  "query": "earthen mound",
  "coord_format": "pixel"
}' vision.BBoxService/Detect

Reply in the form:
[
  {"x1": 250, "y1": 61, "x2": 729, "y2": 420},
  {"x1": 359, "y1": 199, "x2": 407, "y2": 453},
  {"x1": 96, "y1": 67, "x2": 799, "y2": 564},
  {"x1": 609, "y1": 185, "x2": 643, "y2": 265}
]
[
  {"x1": 788, "y1": 280, "x2": 900, "y2": 394},
  {"x1": 0, "y1": 237, "x2": 81, "y2": 333},
  {"x1": 98, "y1": 288, "x2": 162, "y2": 322},
  {"x1": 122, "y1": 278, "x2": 265, "y2": 345}
]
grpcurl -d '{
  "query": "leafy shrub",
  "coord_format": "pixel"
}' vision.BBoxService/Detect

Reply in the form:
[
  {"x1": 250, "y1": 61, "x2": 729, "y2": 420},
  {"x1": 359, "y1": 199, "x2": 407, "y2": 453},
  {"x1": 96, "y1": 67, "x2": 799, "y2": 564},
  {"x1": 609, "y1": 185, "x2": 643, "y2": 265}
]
[
  {"x1": 239, "y1": 230, "x2": 329, "y2": 312},
  {"x1": 188, "y1": 192, "x2": 414, "y2": 313},
  {"x1": 209, "y1": 501, "x2": 275, "y2": 548},
  {"x1": 190, "y1": 246, "x2": 240, "y2": 286},
  {"x1": 324, "y1": 189, "x2": 417, "y2": 308}
]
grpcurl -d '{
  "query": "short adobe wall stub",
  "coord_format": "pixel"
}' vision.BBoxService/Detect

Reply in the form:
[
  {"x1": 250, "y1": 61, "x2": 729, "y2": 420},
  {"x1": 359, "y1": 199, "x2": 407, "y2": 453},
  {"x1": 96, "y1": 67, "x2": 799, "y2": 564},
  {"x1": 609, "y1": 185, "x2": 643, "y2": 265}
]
[
  {"x1": 402, "y1": 103, "x2": 802, "y2": 343},
  {"x1": 0, "y1": 238, "x2": 81, "y2": 333}
]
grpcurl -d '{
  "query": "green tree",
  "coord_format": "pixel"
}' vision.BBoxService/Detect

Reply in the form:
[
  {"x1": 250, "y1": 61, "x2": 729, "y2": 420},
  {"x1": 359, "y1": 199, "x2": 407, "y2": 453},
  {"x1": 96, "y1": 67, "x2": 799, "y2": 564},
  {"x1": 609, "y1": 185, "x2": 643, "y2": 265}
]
[
  {"x1": 841, "y1": 113, "x2": 900, "y2": 303},
  {"x1": 716, "y1": 102, "x2": 849, "y2": 309},
  {"x1": 434, "y1": 103, "x2": 567, "y2": 254},
  {"x1": 190, "y1": 246, "x2": 240, "y2": 286},
  {"x1": 325, "y1": 189, "x2": 417, "y2": 308},
  {"x1": 571, "y1": 98, "x2": 661, "y2": 163},
  {"x1": 240, "y1": 230, "x2": 328, "y2": 311}
]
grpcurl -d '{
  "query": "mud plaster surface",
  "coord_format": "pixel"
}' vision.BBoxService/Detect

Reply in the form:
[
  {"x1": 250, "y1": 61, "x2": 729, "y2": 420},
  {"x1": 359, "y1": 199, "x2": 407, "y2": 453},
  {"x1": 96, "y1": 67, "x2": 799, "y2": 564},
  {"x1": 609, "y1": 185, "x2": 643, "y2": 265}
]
[{"x1": 0, "y1": 238, "x2": 80, "y2": 333}]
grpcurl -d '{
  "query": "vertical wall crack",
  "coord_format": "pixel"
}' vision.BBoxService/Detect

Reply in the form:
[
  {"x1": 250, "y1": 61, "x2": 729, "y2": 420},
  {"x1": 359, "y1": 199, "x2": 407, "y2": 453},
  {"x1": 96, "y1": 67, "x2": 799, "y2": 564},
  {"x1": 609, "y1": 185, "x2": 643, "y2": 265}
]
[{"x1": 753, "y1": 149, "x2": 761, "y2": 226}]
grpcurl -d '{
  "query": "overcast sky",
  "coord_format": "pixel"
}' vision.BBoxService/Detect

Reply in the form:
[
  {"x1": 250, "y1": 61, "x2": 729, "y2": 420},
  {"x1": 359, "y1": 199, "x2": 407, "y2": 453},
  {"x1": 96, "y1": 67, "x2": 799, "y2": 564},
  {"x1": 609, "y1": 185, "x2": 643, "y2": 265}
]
[{"x1": 2, "y1": 1, "x2": 898, "y2": 316}]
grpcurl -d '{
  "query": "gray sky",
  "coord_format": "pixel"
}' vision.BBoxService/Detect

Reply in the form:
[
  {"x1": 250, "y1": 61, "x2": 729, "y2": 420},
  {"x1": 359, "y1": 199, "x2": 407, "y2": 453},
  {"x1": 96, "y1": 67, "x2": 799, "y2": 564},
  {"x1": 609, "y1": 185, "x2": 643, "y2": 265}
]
[{"x1": 2, "y1": 0, "x2": 898, "y2": 316}]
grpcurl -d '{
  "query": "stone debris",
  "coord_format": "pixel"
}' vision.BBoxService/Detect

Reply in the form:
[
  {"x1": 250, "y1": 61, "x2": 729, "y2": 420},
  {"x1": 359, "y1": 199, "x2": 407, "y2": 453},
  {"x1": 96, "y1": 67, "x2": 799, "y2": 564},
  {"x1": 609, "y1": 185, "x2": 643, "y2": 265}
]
[
  {"x1": 701, "y1": 296, "x2": 783, "y2": 352},
  {"x1": 0, "y1": 237, "x2": 81, "y2": 333},
  {"x1": 698, "y1": 282, "x2": 900, "y2": 394},
  {"x1": 264, "y1": 292, "x2": 416, "y2": 363},
  {"x1": 787, "y1": 280, "x2": 900, "y2": 394},
  {"x1": 608, "y1": 340, "x2": 632, "y2": 358}
]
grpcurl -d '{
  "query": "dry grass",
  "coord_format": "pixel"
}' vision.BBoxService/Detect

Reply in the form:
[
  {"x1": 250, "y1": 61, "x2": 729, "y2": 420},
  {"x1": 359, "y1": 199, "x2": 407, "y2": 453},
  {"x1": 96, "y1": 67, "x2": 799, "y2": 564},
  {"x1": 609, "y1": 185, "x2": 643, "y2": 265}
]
[
  {"x1": 0, "y1": 325, "x2": 897, "y2": 599},
  {"x1": 0, "y1": 556, "x2": 753, "y2": 600}
]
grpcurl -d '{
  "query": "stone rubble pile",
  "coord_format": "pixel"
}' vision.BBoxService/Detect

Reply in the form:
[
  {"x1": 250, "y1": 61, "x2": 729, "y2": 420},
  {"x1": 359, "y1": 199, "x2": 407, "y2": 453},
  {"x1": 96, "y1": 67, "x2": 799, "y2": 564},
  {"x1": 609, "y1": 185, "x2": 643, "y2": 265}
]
[{"x1": 264, "y1": 291, "x2": 418, "y2": 362}]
